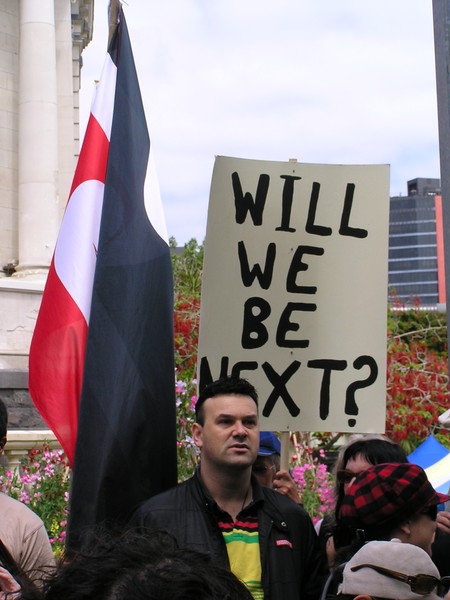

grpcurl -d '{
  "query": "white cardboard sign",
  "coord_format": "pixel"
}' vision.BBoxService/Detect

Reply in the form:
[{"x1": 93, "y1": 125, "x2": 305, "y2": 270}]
[{"x1": 198, "y1": 156, "x2": 389, "y2": 433}]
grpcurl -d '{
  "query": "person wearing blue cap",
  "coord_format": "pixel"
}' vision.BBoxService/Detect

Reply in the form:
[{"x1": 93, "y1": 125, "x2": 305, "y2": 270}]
[{"x1": 253, "y1": 432, "x2": 301, "y2": 504}]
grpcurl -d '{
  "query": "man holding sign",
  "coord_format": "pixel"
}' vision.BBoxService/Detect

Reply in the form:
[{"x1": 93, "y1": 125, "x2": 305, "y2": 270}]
[
  {"x1": 133, "y1": 377, "x2": 325, "y2": 599},
  {"x1": 253, "y1": 431, "x2": 301, "y2": 504}
]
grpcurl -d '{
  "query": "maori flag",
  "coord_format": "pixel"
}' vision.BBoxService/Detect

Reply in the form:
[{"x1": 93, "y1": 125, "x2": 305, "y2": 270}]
[{"x1": 29, "y1": 7, "x2": 177, "y2": 548}]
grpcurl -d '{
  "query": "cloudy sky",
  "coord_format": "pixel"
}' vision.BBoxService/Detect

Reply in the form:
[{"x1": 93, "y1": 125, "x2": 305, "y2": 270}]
[{"x1": 79, "y1": 1, "x2": 440, "y2": 245}]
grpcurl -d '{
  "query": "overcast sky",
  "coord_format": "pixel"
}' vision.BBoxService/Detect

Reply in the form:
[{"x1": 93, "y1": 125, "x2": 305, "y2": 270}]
[{"x1": 79, "y1": 1, "x2": 441, "y2": 245}]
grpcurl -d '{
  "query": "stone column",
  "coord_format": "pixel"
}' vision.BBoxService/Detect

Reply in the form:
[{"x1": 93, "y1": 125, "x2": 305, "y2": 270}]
[
  {"x1": 55, "y1": 0, "x2": 77, "y2": 223},
  {"x1": 16, "y1": 0, "x2": 59, "y2": 278}
]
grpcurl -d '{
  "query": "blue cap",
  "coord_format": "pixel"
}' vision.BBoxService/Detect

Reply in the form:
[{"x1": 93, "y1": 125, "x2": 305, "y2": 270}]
[{"x1": 258, "y1": 431, "x2": 281, "y2": 456}]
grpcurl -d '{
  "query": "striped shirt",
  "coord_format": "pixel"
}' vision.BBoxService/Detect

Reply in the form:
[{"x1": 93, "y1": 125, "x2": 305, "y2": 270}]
[{"x1": 217, "y1": 504, "x2": 264, "y2": 599}]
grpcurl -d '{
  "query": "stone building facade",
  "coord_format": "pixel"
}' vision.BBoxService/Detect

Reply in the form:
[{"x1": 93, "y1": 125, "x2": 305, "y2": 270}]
[{"x1": 0, "y1": 0, "x2": 94, "y2": 429}]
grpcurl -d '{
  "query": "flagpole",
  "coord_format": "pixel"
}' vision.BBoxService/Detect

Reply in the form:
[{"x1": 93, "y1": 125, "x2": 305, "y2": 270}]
[{"x1": 108, "y1": 0, "x2": 121, "y2": 46}]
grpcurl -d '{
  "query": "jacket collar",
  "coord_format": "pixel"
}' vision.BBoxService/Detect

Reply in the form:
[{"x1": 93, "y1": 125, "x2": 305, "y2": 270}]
[{"x1": 193, "y1": 466, "x2": 264, "y2": 511}]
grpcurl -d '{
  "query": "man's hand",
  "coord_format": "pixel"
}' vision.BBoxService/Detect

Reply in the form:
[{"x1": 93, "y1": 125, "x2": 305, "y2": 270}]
[
  {"x1": 436, "y1": 510, "x2": 450, "y2": 534},
  {"x1": 273, "y1": 470, "x2": 301, "y2": 504},
  {"x1": 0, "y1": 567, "x2": 20, "y2": 600}
]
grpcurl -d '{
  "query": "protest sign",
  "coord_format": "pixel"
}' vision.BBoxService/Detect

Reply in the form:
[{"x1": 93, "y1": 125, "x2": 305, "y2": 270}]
[{"x1": 198, "y1": 156, "x2": 389, "y2": 433}]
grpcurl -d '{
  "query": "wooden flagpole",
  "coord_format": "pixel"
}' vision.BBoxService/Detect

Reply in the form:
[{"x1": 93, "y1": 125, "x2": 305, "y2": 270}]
[
  {"x1": 280, "y1": 431, "x2": 290, "y2": 471},
  {"x1": 108, "y1": 0, "x2": 121, "y2": 47}
]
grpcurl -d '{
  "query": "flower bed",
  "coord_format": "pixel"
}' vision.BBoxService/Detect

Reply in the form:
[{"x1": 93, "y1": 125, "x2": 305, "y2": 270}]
[{"x1": 0, "y1": 444, "x2": 70, "y2": 556}]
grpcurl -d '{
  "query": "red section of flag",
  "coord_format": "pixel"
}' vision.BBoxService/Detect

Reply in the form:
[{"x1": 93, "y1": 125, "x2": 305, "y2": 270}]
[
  {"x1": 28, "y1": 262, "x2": 88, "y2": 465},
  {"x1": 29, "y1": 91, "x2": 111, "y2": 467},
  {"x1": 70, "y1": 115, "x2": 109, "y2": 196}
]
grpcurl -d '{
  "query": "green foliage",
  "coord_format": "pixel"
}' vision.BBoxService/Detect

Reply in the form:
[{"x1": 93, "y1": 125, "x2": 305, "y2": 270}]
[
  {"x1": 171, "y1": 238, "x2": 203, "y2": 395},
  {"x1": 387, "y1": 307, "x2": 449, "y2": 451},
  {"x1": 170, "y1": 237, "x2": 204, "y2": 299},
  {"x1": 388, "y1": 307, "x2": 447, "y2": 355}
]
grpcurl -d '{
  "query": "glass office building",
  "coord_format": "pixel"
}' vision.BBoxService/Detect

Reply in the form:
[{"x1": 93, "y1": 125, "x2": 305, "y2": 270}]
[{"x1": 388, "y1": 178, "x2": 445, "y2": 307}]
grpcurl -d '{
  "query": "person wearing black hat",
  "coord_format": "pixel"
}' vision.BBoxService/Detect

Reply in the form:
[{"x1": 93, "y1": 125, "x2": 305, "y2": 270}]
[{"x1": 252, "y1": 432, "x2": 301, "y2": 504}]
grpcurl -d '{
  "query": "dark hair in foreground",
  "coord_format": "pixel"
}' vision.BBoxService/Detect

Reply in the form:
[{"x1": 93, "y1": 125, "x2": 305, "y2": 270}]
[
  {"x1": 195, "y1": 377, "x2": 258, "y2": 425},
  {"x1": 34, "y1": 528, "x2": 253, "y2": 600}
]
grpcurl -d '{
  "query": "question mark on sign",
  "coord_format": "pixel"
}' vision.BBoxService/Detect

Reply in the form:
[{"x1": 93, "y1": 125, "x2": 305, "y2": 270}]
[{"x1": 345, "y1": 356, "x2": 378, "y2": 427}]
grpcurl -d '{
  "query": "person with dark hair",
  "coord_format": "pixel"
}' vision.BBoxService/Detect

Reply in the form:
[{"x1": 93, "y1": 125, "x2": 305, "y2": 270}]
[
  {"x1": 318, "y1": 434, "x2": 409, "y2": 569},
  {"x1": 31, "y1": 529, "x2": 253, "y2": 600},
  {"x1": 332, "y1": 435, "x2": 409, "y2": 518},
  {"x1": 193, "y1": 376, "x2": 259, "y2": 424},
  {"x1": 133, "y1": 376, "x2": 325, "y2": 600},
  {"x1": 0, "y1": 399, "x2": 55, "y2": 584}
]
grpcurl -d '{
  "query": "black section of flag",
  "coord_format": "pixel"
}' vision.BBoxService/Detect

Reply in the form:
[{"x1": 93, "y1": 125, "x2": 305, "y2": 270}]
[{"x1": 67, "y1": 10, "x2": 177, "y2": 550}]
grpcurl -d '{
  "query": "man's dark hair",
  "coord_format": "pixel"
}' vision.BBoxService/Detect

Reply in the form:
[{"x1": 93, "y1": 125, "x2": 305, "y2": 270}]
[{"x1": 195, "y1": 377, "x2": 258, "y2": 425}]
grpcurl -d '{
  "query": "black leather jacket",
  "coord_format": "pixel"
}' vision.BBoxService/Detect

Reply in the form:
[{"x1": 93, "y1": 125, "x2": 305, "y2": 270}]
[{"x1": 132, "y1": 470, "x2": 326, "y2": 599}]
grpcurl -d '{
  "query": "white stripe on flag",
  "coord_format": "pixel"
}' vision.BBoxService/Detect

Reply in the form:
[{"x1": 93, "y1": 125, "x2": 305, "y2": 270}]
[
  {"x1": 54, "y1": 52, "x2": 118, "y2": 324},
  {"x1": 145, "y1": 151, "x2": 169, "y2": 243},
  {"x1": 90, "y1": 53, "x2": 117, "y2": 140},
  {"x1": 54, "y1": 180, "x2": 105, "y2": 323}
]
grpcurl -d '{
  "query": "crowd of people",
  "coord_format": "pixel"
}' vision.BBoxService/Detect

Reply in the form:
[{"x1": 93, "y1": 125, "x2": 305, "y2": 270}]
[{"x1": 0, "y1": 377, "x2": 449, "y2": 599}]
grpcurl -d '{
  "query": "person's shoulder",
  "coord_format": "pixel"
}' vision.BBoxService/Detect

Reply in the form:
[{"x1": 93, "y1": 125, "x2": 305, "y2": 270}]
[
  {"x1": 135, "y1": 478, "x2": 195, "y2": 516},
  {"x1": 0, "y1": 491, "x2": 44, "y2": 523},
  {"x1": 130, "y1": 477, "x2": 202, "y2": 531}
]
